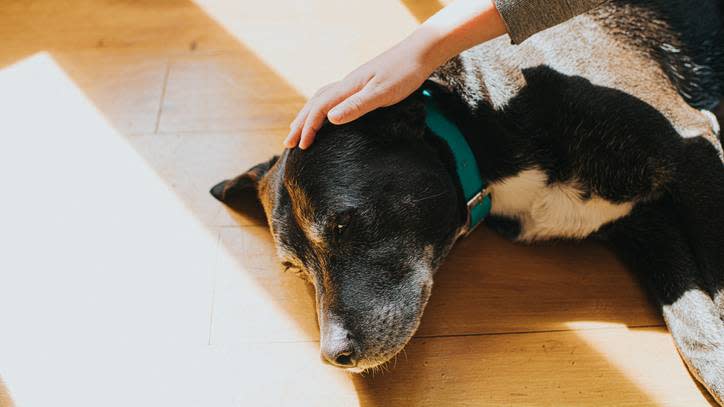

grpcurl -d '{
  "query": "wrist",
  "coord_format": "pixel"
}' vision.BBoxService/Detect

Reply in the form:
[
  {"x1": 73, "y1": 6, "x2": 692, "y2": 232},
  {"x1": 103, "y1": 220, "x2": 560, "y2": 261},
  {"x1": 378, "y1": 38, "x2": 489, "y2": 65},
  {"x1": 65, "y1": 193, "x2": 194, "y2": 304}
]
[
  {"x1": 404, "y1": 26, "x2": 451, "y2": 71},
  {"x1": 412, "y1": 0, "x2": 506, "y2": 66}
]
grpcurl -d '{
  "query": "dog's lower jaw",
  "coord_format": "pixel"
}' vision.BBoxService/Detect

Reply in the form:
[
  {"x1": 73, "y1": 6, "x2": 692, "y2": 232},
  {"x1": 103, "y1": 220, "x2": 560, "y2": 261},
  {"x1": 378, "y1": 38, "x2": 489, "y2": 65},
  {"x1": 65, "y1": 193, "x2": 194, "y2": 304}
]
[
  {"x1": 344, "y1": 354, "x2": 399, "y2": 374},
  {"x1": 344, "y1": 287, "x2": 435, "y2": 375},
  {"x1": 339, "y1": 329, "x2": 419, "y2": 374}
]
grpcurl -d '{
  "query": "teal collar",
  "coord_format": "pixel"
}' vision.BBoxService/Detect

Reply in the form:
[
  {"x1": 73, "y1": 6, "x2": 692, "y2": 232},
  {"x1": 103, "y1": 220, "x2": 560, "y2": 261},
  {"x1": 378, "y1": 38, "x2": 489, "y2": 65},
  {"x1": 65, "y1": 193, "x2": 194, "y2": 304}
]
[{"x1": 422, "y1": 87, "x2": 491, "y2": 238}]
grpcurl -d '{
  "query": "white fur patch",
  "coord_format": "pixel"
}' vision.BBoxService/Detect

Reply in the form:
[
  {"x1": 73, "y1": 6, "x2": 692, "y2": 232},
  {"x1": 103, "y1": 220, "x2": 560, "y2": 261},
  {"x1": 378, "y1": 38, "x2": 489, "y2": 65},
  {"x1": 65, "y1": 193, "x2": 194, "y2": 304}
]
[
  {"x1": 702, "y1": 109, "x2": 720, "y2": 137},
  {"x1": 701, "y1": 109, "x2": 724, "y2": 161},
  {"x1": 489, "y1": 168, "x2": 634, "y2": 242}
]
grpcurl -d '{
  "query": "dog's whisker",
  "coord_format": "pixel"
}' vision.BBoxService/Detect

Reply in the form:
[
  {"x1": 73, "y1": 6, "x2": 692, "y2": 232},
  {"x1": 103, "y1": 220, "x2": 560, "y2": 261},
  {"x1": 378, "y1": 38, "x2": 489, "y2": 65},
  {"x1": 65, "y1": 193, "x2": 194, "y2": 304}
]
[{"x1": 411, "y1": 190, "x2": 446, "y2": 203}]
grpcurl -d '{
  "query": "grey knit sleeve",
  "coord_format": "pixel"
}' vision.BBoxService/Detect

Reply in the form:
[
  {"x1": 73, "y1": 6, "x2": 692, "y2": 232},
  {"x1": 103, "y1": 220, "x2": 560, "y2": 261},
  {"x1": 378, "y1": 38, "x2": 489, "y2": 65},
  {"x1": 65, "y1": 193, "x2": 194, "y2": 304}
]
[{"x1": 494, "y1": 0, "x2": 609, "y2": 44}]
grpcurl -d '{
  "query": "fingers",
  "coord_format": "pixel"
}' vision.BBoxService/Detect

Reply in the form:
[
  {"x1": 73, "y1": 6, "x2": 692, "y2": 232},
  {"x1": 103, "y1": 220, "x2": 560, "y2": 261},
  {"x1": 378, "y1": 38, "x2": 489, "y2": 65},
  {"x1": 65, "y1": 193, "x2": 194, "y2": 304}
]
[
  {"x1": 287, "y1": 81, "x2": 363, "y2": 149},
  {"x1": 284, "y1": 103, "x2": 311, "y2": 148},
  {"x1": 299, "y1": 105, "x2": 328, "y2": 150},
  {"x1": 299, "y1": 93, "x2": 350, "y2": 149},
  {"x1": 327, "y1": 86, "x2": 380, "y2": 125},
  {"x1": 284, "y1": 72, "x2": 384, "y2": 150},
  {"x1": 284, "y1": 83, "x2": 336, "y2": 148}
]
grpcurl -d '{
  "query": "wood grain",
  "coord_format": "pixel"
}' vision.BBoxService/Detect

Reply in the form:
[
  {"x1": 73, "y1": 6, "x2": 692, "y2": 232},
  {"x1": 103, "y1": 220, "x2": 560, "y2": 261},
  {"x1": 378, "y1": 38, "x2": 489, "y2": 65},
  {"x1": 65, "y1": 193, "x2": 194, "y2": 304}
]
[{"x1": 355, "y1": 328, "x2": 715, "y2": 407}]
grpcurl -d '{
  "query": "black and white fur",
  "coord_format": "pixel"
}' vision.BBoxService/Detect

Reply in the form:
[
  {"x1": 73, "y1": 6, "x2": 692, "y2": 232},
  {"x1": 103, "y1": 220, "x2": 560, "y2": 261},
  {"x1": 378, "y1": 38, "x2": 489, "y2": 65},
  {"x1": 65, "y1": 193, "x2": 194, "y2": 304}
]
[{"x1": 212, "y1": 0, "x2": 724, "y2": 402}]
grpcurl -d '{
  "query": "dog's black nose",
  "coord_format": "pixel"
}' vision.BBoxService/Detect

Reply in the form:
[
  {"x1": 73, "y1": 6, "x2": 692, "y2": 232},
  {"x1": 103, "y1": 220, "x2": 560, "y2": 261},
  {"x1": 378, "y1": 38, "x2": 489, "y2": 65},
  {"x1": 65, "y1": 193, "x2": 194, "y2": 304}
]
[
  {"x1": 321, "y1": 344, "x2": 357, "y2": 368},
  {"x1": 325, "y1": 348, "x2": 357, "y2": 368},
  {"x1": 320, "y1": 324, "x2": 357, "y2": 368}
]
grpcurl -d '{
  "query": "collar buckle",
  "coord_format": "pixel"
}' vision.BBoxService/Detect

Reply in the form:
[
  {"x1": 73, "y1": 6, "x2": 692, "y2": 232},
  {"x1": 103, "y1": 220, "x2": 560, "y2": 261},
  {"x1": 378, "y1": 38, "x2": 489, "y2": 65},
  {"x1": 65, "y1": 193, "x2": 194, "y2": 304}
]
[{"x1": 459, "y1": 187, "x2": 491, "y2": 238}]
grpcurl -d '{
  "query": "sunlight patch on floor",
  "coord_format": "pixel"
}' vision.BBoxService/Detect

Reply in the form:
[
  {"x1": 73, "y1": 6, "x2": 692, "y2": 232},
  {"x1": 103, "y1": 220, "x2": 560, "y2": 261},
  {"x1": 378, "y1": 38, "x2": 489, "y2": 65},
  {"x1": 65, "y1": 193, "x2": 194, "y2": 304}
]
[
  {"x1": 0, "y1": 53, "x2": 356, "y2": 407},
  {"x1": 567, "y1": 322, "x2": 711, "y2": 407},
  {"x1": 191, "y1": 0, "x2": 419, "y2": 97}
]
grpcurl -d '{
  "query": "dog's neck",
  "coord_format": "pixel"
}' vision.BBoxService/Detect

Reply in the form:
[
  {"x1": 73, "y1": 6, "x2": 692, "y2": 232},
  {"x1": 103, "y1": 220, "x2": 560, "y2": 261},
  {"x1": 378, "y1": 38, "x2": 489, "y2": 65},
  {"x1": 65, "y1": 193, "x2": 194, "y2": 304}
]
[
  {"x1": 419, "y1": 49, "x2": 522, "y2": 236},
  {"x1": 426, "y1": 52, "x2": 531, "y2": 185}
]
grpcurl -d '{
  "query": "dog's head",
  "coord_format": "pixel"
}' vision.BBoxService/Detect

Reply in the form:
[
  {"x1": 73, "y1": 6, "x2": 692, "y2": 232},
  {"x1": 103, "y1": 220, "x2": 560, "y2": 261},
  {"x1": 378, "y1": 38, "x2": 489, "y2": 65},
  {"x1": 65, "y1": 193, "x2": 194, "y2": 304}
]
[{"x1": 211, "y1": 95, "x2": 466, "y2": 372}]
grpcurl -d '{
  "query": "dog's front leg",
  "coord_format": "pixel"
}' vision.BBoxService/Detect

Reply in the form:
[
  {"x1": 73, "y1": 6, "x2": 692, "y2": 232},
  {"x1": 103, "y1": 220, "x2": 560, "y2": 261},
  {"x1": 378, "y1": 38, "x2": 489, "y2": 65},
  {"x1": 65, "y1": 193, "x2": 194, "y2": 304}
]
[{"x1": 606, "y1": 199, "x2": 724, "y2": 405}]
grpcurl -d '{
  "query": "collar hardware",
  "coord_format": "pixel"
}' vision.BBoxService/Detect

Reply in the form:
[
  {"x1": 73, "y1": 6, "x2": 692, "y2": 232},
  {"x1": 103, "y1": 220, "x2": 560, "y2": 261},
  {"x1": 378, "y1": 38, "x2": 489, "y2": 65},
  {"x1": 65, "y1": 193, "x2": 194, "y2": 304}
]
[{"x1": 461, "y1": 186, "x2": 491, "y2": 237}]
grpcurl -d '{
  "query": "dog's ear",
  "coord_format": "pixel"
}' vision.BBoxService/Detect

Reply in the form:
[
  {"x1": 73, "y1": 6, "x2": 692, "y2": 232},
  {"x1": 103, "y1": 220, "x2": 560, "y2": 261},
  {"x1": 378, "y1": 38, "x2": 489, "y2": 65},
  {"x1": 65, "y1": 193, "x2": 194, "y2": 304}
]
[{"x1": 210, "y1": 155, "x2": 279, "y2": 203}]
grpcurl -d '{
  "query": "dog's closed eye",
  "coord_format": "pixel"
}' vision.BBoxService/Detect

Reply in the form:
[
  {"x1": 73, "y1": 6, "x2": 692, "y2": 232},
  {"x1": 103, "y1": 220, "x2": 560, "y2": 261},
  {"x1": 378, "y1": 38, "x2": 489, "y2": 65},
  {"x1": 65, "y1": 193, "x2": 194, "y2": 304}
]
[
  {"x1": 333, "y1": 209, "x2": 355, "y2": 238},
  {"x1": 336, "y1": 223, "x2": 347, "y2": 236}
]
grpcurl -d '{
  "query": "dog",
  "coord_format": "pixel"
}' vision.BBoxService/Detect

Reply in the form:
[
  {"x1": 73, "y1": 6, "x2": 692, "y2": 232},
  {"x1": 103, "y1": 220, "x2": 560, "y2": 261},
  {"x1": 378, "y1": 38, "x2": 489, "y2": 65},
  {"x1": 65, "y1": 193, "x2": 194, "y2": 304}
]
[{"x1": 212, "y1": 0, "x2": 724, "y2": 402}]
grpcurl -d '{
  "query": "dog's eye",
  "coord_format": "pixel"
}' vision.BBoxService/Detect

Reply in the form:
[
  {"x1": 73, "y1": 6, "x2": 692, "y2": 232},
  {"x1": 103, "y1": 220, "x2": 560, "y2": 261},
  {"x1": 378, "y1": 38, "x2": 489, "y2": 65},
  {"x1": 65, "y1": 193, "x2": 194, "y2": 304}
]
[
  {"x1": 335, "y1": 223, "x2": 347, "y2": 236},
  {"x1": 333, "y1": 209, "x2": 354, "y2": 237}
]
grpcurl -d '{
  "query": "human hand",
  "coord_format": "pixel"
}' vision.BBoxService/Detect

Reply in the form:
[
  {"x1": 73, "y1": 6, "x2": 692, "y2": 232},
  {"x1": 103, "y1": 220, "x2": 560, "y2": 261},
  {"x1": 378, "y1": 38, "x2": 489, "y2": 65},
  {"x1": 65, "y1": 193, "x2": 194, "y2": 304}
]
[
  {"x1": 284, "y1": 34, "x2": 441, "y2": 149},
  {"x1": 283, "y1": 0, "x2": 506, "y2": 150}
]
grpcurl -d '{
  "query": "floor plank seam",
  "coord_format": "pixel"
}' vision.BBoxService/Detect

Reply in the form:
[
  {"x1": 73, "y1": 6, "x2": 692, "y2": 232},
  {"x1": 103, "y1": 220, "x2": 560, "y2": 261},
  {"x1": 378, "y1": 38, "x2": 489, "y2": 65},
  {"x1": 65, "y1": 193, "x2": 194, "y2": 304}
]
[
  {"x1": 128, "y1": 128, "x2": 291, "y2": 137},
  {"x1": 121, "y1": 128, "x2": 294, "y2": 137},
  {"x1": 413, "y1": 323, "x2": 666, "y2": 340},
  {"x1": 209, "y1": 324, "x2": 668, "y2": 346},
  {"x1": 153, "y1": 58, "x2": 172, "y2": 134}
]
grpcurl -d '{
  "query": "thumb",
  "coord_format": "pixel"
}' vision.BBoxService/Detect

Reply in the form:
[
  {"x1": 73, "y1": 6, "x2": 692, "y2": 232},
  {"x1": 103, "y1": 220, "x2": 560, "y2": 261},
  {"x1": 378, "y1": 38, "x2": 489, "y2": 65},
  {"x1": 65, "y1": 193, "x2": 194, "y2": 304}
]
[{"x1": 327, "y1": 86, "x2": 381, "y2": 124}]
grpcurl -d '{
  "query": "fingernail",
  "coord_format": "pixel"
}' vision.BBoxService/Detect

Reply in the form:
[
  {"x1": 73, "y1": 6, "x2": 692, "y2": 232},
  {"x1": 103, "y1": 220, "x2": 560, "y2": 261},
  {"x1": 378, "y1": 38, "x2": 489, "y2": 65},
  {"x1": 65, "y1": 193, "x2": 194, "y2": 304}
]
[
  {"x1": 328, "y1": 108, "x2": 344, "y2": 123},
  {"x1": 298, "y1": 136, "x2": 310, "y2": 150}
]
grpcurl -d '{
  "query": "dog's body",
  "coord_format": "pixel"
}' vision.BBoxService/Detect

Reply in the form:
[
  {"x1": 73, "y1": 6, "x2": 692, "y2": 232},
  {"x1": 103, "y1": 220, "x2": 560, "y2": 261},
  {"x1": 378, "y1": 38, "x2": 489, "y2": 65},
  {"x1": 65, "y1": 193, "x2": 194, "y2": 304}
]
[{"x1": 213, "y1": 0, "x2": 724, "y2": 402}]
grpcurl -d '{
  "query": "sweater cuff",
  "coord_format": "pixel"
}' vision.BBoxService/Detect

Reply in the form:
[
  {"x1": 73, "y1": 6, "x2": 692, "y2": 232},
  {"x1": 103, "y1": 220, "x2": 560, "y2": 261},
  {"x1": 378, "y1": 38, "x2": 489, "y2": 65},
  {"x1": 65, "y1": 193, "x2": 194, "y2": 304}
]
[{"x1": 494, "y1": 0, "x2": 607, "y2": 44}]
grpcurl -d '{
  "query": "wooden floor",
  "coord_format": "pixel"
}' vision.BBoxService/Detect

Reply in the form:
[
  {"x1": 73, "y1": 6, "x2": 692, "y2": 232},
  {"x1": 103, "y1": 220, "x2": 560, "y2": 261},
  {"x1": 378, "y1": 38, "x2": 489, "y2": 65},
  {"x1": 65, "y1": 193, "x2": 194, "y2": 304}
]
[{"x1": 0, "y1": 1, "x2": 716, "y2": 406}]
